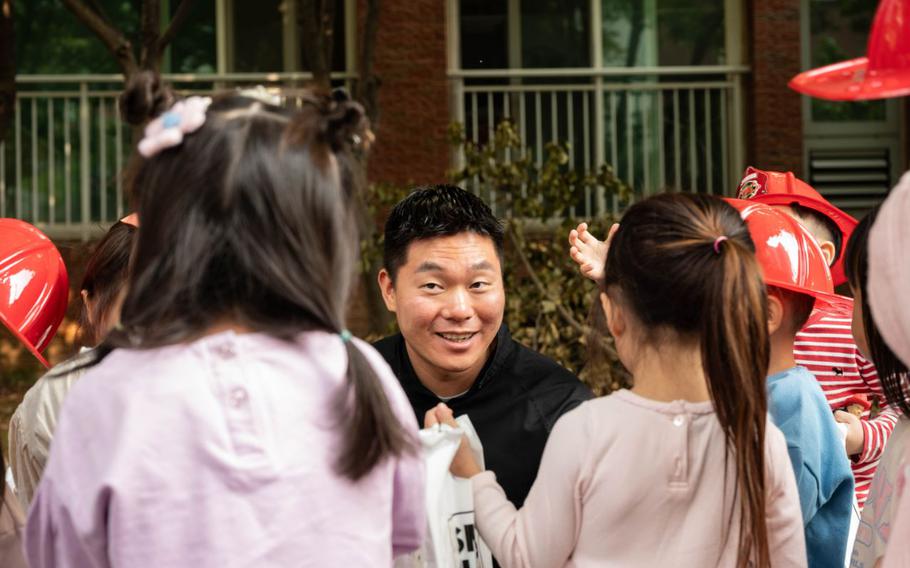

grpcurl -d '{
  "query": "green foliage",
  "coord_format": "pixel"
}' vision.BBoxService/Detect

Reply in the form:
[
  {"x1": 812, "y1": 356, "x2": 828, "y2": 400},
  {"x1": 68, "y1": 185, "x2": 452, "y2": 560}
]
[
  {"x1": 362, "y1": 121, "x2": 633, "y2": 395},
  {"x1": 16, "y1": 0, "x2": 215, "y2": 75}
]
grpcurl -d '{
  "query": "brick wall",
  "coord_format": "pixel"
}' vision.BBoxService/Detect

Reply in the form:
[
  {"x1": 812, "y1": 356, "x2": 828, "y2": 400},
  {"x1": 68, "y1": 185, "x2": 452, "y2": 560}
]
[
  {"x1": 366, "y1": 0, "x2": 451, "y2": 187},
  {"x1": 748, "y1": 0, "x2": 804, "y2": 177}
]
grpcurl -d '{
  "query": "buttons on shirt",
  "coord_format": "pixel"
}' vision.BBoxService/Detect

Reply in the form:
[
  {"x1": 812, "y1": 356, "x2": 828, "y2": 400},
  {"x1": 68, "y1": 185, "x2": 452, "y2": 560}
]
[
  {"x1": 230, "y1": 387, "x2": 249, "y2": 407},
  {"x1": 205, "y1": 337, "x2": 266, "y2": 459},
  {"x1": 669, "y1": 410, "x2": 690, "y2": 489},
  {"x1": 214, "y1": 343, "x2": 236, "y2": 359}
]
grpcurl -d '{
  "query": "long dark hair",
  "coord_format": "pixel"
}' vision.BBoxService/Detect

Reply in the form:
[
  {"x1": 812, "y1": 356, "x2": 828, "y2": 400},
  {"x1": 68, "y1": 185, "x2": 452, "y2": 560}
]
[
  {"x1": 79, "y1": 220, "x2": 137, "y2": 346},
  {"x1": 92, "y1": 76, "x2": 413, "y2": 480},
  {"x1": 602, "y1": 193, "x2": 771, "y2": 568},
  {"x1": 844, "y1": 208, "x2": 910, "y2": 416}
]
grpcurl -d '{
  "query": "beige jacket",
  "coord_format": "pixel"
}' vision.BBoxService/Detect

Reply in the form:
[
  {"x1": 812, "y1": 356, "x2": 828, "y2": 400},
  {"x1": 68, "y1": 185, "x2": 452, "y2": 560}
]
[
  {"x1": 8, "y1": 350, "x2": 91, "y2": 509},
  {"x1": 0, "y1": 484, "x2": 26, "y2": 568}
]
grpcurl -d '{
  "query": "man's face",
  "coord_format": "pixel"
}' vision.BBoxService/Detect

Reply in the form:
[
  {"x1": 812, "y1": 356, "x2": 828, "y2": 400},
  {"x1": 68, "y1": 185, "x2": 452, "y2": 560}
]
[{"x1": 378, "y1": 232, "x2": 505, "y2": 386}]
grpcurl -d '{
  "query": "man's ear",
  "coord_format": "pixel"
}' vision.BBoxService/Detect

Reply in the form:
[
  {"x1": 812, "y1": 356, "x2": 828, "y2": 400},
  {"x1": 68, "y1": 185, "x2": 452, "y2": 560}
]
[
  {"x1": 767, "y1": 292, "x2": 784, "y2": 336},
  {"x1": 599, "y1": 292, "x2": 625, "y2": 339},
  {"x1": 377, "y1": 268, "x2": 397, "y2": 313},
  {"x1": 818, "y1": 240, "x2": 836, "y2": 266}
]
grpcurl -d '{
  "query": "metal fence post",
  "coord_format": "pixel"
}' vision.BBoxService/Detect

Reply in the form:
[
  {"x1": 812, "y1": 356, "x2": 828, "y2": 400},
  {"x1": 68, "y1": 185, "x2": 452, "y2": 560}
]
[
  {"x1": 590, "y1": 0, "x2": 606, "y2": 215},
  {"x1": 726, "y1": 0, "x2": 747, "y2": 192},
  {"x1": 731, "y1": 74, "x2": 745, "y2": 186},
  {"x1": 79, "y1": 81, "x2": 91, "y2": 240},
  {"x1": 447, "y1": 0, "x2": 465, "y2": 172}
]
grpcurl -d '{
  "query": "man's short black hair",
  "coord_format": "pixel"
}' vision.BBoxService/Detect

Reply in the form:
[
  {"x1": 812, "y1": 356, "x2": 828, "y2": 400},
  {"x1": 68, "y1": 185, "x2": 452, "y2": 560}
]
[
  {"x1": 383, "y1": 184, "x2": 504, "y2": 281},
  {"x1": 789, "y1": 203, "x2": 843, "y2": 263}
]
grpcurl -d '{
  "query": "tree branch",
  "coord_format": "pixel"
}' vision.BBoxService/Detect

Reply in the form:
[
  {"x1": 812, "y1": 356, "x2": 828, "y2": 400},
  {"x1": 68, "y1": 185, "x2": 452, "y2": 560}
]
[
  {"x1": 355, "y1": 0, "x2": 380, "y2": 123},
  {"x1": 300, "y1": 0, "x2": 331, "y2": 88},
  {"x1": 0, "y1": 0, "x2": 15, "y2": 142},
  {"x1": 507, "y1": 223, "x2": 618, "y2": 359},
  {"x1": 85, "y1": 0, "x2": 113, "y2": 27},
  {"x1": 321, "y1": 0, "x2": 336, "y2": 78},
  {"x1": 61, "y1": 0, "x2": 138, "y2": 76},
  {"x1": 139, "y1": 0, "x2": 160, "y2": 68},
  {"x1": 157, "y1": 0, "x2": 198, "y2": 57}
]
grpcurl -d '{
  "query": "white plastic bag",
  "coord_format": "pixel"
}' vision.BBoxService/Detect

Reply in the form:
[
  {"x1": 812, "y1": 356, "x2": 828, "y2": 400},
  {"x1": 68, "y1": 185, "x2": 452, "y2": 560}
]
[{"x1": 394, "y1": 415, "x2": 494, "y2": 568}]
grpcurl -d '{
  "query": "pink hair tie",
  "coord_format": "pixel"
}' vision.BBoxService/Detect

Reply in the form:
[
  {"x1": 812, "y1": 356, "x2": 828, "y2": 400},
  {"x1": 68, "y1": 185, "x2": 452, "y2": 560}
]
[{"x1": 713, "y1": 236, "x2": 728, "y2": 254}]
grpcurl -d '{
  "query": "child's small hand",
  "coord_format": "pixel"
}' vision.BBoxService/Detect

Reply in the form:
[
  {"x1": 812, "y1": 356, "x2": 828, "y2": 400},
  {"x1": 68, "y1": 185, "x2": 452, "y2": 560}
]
[
  {"x1": 568, "y1": 223, "x2": 618, "y2": 285},
  {"x1": 834, "y1": 410, "x2": 865, "y2": 456},
  {"x1": 424, "y1": 403, "x2": 482, "y2": 479}
]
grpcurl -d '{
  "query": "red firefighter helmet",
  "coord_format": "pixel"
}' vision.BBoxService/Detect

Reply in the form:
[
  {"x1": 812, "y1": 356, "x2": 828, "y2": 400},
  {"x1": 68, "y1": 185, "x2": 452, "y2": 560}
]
[
  {"x1": 789, "y1": 0, "x2": 910, "y2": 101},
  {"x1": 0, "y1": 219, "x2": 69, "y2": 367},
  {"x1": 736, "y1": 167, "x2": 857, "y2": 286},
  {"x1": 725, "y1": 199, "x2": 836, "y2": 304}
]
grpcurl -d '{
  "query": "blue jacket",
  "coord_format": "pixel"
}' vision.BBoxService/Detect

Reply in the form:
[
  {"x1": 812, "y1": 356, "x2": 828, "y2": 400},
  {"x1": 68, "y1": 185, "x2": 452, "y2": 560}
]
[{"x1": 767, "y1": 366, "x2": 855, "y2": 568}]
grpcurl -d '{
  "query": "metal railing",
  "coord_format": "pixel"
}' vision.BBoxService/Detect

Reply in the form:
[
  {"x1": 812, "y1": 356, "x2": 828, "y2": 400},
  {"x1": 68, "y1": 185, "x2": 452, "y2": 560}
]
[
  {"x1": 3, "y1": 72, "x2": 355, "y2": 240},
  {"x1": 450, "y1": 66, "x2": 749, "y2": 216}
]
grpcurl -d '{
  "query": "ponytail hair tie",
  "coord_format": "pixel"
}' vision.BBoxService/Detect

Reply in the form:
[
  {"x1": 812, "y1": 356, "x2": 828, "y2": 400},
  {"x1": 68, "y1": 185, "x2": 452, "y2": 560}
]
[
  {"x1": 713, "y1": 236, "x2": 728, "y2": 254},
  {"x1": 340, "y1": 329, "x2": 353, "y2": 343}
]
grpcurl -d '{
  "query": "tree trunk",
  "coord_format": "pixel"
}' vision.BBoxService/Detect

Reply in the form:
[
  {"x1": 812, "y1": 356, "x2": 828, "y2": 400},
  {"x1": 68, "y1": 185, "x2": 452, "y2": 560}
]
[
  {"x1": 299, "y1": 0, "x2": 334, "y2": 89},
  {"x1": 0, "y1": 0, "x2": 15, "y2": 143},
  {"x1": 354, "y1": 0, "x2": 380, "y2": 124}
]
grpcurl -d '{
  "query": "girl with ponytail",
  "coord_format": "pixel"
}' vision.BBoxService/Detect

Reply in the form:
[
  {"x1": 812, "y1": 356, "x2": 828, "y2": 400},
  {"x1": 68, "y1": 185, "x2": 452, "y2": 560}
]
[
  {"x1": 428, "y1": 193, "x2": 806, "y2": 567},
  {"x1": 846, "y1": 205, "x2": 910, "y2": 567},
  {"x1": 24, "y1": 76, "x2": 423, "y2": 568}
]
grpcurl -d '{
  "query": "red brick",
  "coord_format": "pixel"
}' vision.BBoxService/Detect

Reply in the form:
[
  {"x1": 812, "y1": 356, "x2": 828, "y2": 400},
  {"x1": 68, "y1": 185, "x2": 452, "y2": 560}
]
[
  {"x1": 365, "y1": 0, "x2": 450, "y2": 186},
  {"x1": 748, "y1": 0, "x2": 804, "y2": 177}
]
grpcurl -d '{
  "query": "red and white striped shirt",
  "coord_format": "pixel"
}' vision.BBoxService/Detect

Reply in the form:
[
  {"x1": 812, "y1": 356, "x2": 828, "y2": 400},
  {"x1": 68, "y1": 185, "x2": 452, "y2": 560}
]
[{"x1": 794, "y1": 295, "x2": 899, "y2": 510}]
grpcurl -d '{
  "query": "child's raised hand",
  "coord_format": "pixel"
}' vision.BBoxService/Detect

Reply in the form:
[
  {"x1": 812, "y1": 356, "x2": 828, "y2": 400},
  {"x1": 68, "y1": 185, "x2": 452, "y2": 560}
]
[
  {"x1": 424, "y1": 403, "x2": 482, "y2": 479},
  {"x1": 568, "y1": 222, "x2": 618, "y2": 285}
]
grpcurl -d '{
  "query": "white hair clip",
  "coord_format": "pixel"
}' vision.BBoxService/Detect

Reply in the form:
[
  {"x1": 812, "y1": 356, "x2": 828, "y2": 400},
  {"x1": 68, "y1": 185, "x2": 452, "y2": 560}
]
[{"x1": 237, "y1": 86, "x2": 283, "y2": 107}]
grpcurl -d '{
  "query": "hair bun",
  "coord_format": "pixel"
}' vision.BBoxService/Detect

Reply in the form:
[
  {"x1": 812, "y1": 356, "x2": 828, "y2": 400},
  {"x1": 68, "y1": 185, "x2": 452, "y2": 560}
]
[
  {"x1": 320, "y1": 88, "x2": 371, "y2": 152},
  {"x1": 119, "y1": 71, "x2": 176, "y2": 126}
]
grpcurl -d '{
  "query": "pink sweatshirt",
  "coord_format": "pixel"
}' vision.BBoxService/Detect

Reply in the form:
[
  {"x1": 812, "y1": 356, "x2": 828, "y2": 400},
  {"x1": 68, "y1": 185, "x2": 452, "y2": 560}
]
[
  {"x1": 25, "y1": 331, "x2": 424, "y2": 568},
  {"x1": 471, "y1": 389, "x2": 807, "y2": 567}
]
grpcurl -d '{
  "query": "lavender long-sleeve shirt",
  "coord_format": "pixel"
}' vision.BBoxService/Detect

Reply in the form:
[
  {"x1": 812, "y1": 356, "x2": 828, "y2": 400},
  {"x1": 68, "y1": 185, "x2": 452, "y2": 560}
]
[
  {"x1": 471, "y1": 390, "x2": 808, "y2": 567},
  {"x1": 25, "y1": 330, "x2": 425, "y2": 568}
]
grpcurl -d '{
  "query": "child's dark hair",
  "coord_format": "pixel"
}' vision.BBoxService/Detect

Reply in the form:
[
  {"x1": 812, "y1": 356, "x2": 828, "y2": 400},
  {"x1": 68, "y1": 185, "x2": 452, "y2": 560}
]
[
  {"x1": 602, "y1": 193, "x2": 771, "y2": 568},
  {"x1": 383, "y1": 184, "x2": 504, "y2": 280},
  {"x1": 789, "y1": 203, "x2": 843, "y2": 263},
  {"x1": 79, "y1": 220, "x2": 137, "y2": 346},
  {"x1": 93, "y1": 75, "x2": 413, "y2": 481},
  {"x1": 767, "y1": 286, "x2": 815, "y2": 336},
  {"x1": 845, "y1": 208, "x2": 910, "y2": 416}
]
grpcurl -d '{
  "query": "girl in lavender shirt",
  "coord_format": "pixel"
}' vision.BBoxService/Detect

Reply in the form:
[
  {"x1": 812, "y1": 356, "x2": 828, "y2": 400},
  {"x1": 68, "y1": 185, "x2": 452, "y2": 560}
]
[
  {"x1": 24, "y1": 78, "x2": 424, "y2": 568},
  {"x1": 430, "y1": 194, "x2": 808, "y2": 567}
]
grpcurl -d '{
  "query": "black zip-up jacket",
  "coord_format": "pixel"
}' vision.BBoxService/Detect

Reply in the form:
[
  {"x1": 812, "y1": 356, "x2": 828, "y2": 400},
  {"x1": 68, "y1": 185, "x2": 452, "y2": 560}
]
[{"x1": 373, "y1": 324, "x2": 593, "y2": 508}]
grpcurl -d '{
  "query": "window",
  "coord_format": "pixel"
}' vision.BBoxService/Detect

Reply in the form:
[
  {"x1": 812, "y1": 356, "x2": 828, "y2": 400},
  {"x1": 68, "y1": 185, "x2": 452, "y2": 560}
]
[
  {"x1": 521, "y1": 0, "x2": 589, "y2": 68},
  {"x1": 168, "y1": 2, "x2": 217, "y2": 74},
  {"x1": 230, "y1": 0, "x2": 285, "y2": 72},
  {"x1": 460, "y1": 0, "x2": 508, "y2": 69},
  {"x1": 602, "y1": 0, "x2": 725, "y2": 67},
  {"x1": 808, "y1": 0, "x2": 884, "y2": 122}
]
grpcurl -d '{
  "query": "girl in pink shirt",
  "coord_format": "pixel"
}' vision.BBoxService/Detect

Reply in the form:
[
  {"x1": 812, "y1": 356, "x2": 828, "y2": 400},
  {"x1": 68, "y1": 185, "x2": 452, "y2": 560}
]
[
  {"x1": 430, "y1": 193, "x2": 807, "y2": 567},
  {"x1": 24, "y1": 77, "x2": 424, "y2": 567}
]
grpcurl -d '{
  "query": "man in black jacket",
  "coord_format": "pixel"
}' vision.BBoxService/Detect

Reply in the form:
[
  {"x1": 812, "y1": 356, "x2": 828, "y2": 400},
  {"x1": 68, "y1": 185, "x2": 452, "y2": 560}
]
[{"x1": 374, "y1": 184, "x2": 593, "y2": 508}]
